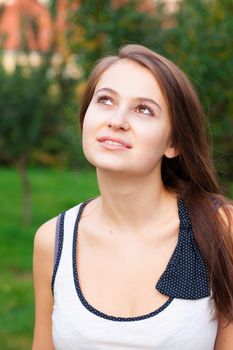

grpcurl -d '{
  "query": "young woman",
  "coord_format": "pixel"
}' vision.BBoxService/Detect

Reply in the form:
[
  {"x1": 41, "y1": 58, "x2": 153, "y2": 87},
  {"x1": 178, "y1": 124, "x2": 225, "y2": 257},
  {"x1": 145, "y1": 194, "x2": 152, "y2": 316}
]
[{"x1": 32, "y1": 44, "x2": 233, "y2": 349}]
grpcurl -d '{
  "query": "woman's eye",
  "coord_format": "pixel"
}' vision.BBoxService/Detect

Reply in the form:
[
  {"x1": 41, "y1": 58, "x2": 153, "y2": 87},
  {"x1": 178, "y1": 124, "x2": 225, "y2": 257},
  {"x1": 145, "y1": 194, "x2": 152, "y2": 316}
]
[
  {"x1": 96, "y1": 95, "x2": 113, "y2": 106},
  {"x1": 137, "y1": 105, "x2": 154, "y2": 117}
]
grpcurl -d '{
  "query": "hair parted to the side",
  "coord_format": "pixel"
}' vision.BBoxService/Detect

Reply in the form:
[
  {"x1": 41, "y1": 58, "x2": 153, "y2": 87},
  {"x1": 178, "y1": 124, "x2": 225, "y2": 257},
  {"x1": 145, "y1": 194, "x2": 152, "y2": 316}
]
[{"x1": 79, "y1": 44, "x2": 233, "y2": 323}]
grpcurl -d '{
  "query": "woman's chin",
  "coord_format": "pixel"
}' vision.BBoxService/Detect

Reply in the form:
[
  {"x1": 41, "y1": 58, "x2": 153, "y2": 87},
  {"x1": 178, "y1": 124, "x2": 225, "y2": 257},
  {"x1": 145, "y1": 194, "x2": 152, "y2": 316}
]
[
  {"x1": 95, "y1": 163, "x2": 129, "y2": 173},
  {"x1": 85, "y1": 155, "x2": 128, "y2": 171}
]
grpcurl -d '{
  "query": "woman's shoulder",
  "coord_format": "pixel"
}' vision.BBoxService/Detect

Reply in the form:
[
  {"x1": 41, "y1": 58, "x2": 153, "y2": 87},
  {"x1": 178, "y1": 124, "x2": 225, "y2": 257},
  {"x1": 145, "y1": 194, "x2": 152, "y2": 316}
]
[
  {"x1": 217, "y1": 200, "x2": 233, "y2": 232},
  {"x1": 34, "y1": 216, "x2": 58, "y2": 260},
  {"x1": 33, "y1": 200, "x2": 89, "y2": 253}
]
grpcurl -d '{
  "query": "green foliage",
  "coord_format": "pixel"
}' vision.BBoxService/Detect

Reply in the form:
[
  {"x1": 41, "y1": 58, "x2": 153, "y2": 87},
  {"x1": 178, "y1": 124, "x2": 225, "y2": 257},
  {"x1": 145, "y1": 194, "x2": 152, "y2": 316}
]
[
  {"x1": 0, "y1": 51, "x2": 79, "y2": 222},
  {"x1": 156, "y1": 0, "x2": 233, "y2": 182},
  {"x1": 0, "y1": 56, "x2": 77, "y2": 167},
  {"x1": 67, "y1": 0, "x2": 163, "y2": 80},
  {"x1": 0, "y1": 0, "x2": 79, "y2": 168},
  {"x1": 1, "y1": 61, "x2": 49, "y2": 162}
]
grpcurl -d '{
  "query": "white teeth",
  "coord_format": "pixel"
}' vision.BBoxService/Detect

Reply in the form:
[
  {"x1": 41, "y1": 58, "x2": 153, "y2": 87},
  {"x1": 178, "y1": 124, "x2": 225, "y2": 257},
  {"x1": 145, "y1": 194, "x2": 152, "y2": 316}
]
[{"x1": 104, "y1": 140, "x2": 123, "y2": 146}]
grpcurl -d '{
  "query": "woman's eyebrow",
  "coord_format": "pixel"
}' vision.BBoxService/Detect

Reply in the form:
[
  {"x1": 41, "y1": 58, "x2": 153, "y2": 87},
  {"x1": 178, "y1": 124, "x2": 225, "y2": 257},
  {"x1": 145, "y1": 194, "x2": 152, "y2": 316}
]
[
  {"x1": 135, "y1": 97, "x2": 162, "y2": 112},
  {"x1": 95, "y1": 87, "x2": 117, "y2": 95},
  {"x1": 95, "y1": 87, "x2": 162, "y2": 112}
]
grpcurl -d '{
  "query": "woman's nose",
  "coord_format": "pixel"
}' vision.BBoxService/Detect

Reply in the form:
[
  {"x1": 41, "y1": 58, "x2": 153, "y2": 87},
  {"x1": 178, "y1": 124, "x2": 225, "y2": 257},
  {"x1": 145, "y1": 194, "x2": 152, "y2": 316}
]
[{"x1": 106, "y1": 109, "x2": 130, "y2": 131}]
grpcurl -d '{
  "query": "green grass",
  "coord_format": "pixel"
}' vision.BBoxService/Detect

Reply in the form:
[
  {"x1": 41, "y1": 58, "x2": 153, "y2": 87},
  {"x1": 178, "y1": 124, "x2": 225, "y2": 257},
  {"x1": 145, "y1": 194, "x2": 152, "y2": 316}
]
[{"x1": 0, "y1": 167, "x2": 99, "y2": 350}]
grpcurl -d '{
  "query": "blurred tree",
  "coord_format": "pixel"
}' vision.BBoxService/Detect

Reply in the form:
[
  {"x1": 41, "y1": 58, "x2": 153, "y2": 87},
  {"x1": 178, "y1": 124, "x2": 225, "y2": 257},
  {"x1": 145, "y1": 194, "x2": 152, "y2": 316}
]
[
  {"x1": 158, "y1": 0, "x2": 233, "y2": 188},
  {"x1": 0, "y1": 11, "x2": 76, "y2": 225},
  {"x1": 67, "y1": 0, "x2": 164, "y2": 81},
  {"x1": 0, "y1": 56, "x2": 73, "y2": 225}
]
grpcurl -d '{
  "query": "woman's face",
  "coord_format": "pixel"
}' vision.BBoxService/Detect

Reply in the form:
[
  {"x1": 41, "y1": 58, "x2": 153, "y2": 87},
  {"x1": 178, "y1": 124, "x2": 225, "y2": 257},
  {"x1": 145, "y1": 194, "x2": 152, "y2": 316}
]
[{"x1": 82, "y1": 59, "x2": 177, "y2": 177}]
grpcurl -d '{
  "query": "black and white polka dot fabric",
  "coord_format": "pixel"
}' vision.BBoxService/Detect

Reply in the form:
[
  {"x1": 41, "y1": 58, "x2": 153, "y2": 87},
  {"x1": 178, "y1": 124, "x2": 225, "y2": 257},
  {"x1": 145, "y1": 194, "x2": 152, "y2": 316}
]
[{"x1": 156, "y1": 199, "x2": 210, "y2": 300}]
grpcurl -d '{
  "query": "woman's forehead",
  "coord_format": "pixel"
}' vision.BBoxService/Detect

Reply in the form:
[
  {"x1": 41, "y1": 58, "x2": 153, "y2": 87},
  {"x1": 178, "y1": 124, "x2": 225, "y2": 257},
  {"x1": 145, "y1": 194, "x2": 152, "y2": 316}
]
[{"x1": 95, "y1": 59, "x2": 164, "y2": 102}]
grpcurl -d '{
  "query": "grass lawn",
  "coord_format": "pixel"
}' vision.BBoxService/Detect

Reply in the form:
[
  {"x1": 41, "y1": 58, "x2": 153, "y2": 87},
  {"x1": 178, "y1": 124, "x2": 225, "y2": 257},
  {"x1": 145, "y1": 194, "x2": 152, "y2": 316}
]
[{"x1": 0, "y1": 167, "x2": 99, "y2": 350}]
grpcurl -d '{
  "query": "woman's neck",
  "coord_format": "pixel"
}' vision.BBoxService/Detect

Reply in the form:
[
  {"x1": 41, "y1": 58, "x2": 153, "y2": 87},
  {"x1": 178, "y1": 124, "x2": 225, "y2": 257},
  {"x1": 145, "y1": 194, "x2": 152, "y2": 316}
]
[{"x1": 95, "y1": 168, "x2": 177, "y2": 234}]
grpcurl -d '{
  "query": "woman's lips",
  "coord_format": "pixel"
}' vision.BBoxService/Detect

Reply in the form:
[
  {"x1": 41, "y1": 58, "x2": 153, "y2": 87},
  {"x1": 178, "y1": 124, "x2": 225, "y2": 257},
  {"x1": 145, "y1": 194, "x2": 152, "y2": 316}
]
[{"x1": 97, "y1": 136, "x2": 132, "y2": 149}]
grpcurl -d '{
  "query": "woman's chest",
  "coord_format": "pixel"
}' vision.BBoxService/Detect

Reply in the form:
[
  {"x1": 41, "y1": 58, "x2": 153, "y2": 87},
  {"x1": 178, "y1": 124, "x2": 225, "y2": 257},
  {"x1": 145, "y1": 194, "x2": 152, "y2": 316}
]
[
  {"x1": 53, "y1": 295, "x2": 218, "y2": 350},
  {"x1": 76, "y1": 221, "x2": 178, "y2": 318}
]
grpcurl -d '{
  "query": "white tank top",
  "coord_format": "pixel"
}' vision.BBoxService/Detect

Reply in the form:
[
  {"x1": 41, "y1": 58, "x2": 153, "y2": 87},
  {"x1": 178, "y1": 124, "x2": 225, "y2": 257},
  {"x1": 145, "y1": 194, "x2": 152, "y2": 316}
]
[{"x1": 51, "y1": 199, "x2": 218, "y2": 350}]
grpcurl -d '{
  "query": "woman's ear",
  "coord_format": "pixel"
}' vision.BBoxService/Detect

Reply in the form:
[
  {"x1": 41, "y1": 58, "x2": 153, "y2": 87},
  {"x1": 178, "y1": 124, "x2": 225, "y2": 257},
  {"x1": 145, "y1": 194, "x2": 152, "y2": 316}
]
[{"x1": 164, "y1": 142, "x2": 179, "y2": 159}]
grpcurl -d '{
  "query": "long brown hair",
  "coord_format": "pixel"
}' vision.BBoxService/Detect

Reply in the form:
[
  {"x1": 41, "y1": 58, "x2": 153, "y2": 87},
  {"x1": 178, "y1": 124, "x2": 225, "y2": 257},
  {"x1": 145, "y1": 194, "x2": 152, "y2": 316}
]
[{"x1": 79, "y1": 44, "x2": 233, "y2": 323}]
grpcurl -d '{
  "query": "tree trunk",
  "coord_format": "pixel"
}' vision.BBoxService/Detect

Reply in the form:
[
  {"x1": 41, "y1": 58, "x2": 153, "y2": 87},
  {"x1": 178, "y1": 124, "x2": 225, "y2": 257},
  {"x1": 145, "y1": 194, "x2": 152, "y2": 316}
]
[{"x1": 16, "y1": 155, "x2": 31, "y2": 226}]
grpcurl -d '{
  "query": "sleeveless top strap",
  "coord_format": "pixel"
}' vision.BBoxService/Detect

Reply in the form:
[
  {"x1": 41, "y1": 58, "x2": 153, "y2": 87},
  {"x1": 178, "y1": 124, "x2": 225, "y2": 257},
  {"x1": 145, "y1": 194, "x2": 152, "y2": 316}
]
[
  {"x1": 51, "y1": 212, "x2": 65, "y2": 295},
  {"x1": 54, "y1": 214, "x2": 61, "y2": 266}
]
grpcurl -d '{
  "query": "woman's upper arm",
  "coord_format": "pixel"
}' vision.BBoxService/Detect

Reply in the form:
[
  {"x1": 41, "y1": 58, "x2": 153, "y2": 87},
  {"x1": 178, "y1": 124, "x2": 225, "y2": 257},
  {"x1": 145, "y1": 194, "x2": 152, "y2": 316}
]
[
  {"x1": 32, "y1": 217, "x2": 57, "y2": 350},
  {"x1": 215, "y1": 318, "x2": 233, "y2": 350},
  {"x1": 215, "y1": 204, "x2": 233, "y2": 349}
]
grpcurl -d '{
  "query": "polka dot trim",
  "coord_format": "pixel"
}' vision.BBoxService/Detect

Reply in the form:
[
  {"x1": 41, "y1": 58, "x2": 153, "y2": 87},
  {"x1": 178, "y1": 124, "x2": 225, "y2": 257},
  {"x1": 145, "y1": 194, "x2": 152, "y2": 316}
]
[
  {"x1": 51, "y1": 211, "x2": 65, "y2": 295},
  {"x1": 72, "y1": 199, "x2": 173, "y2": 322},
  {"x1": 156, "y1": 199, "x2": 210, "y2": 299}
]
